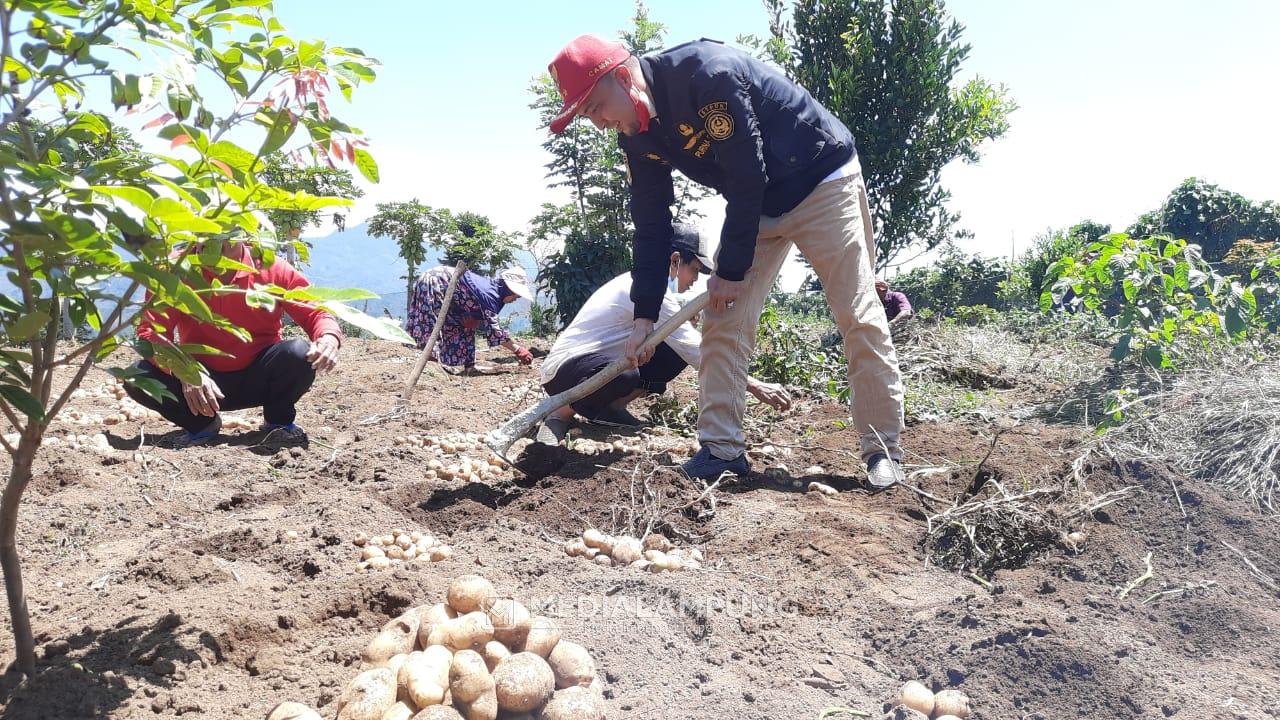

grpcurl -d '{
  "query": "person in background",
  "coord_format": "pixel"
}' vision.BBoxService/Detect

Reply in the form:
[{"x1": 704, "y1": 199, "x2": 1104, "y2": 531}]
[
  {"x1": 406, "y1": 265, "x2": 535, "y2": 374},
  {"x1": 126, "y1": 237, "x2": 342, "y2": 447},
  {"x1": 876, "y1": 279, "x2": 914, "y2": 330},
  {"x1": 535, "y1": 225, "x2": 791, "y2": 445}
]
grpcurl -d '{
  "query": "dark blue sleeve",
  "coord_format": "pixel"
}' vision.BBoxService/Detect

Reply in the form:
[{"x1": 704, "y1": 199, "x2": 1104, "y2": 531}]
[
  {"x1": 693, "y1": 65, "x2": 765, "y2": 282},
  {"x1": 624, "y1": 139, "x2": 675, "y2": 321}
]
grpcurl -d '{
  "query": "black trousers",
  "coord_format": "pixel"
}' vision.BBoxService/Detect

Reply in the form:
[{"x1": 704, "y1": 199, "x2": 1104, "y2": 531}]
[
  {"x1": 542, "y1": 342, "x2": 687, "y2": 418},
  {"x1": 125, "y1": 338, "x2": 316, "y2": 433}
]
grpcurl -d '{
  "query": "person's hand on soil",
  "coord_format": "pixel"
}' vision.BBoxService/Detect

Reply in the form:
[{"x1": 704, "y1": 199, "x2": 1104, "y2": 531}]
[
  {"x1": 624, "y1": 318, "x2": 656, "y2": 368},
  {"x1": 307, "y1": 334, "x2": 341, "y2": 373},
  {"x1": 708, "y1": 275, "x2": 743, "y2": 313},
  {"x1": 182, "y1": 374, "x2": 224, "y2": 417},
  {"x1": 748, "y1": 379, "x2": 792, "y2": 412},
  {"x1": 514, "y1": 346, "x2": 534, "y2": 365}
]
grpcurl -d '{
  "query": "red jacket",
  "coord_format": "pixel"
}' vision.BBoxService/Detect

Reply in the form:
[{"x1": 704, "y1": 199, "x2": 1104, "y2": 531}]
[{"x1": 137, "y1": 245, "x2": 343, "y2": 373}]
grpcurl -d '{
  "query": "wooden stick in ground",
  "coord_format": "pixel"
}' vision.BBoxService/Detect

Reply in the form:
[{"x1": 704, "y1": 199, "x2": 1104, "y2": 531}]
[
  {"x1": 486, "y1": 291, "x2": 710, "y2": 459},
  {"x1": 401, "y1": 260, "x2": 467, "y2": 404}
]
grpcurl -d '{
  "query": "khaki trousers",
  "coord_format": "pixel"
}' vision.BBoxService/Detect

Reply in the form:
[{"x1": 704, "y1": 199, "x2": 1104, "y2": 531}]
[{"x1": 698, "y1": 168, "x2": 905, "y2": 462}]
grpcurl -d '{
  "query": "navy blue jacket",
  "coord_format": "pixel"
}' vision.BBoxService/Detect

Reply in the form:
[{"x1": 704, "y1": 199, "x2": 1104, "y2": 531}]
[{"x1": 622, "y1": 39, "x2": 856, "y2": 320}]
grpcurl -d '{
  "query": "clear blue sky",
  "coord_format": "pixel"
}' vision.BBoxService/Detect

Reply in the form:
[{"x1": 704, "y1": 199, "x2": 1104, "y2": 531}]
[{"x1": 268, "y1": 0, "x2": 1279, "y2": 282}]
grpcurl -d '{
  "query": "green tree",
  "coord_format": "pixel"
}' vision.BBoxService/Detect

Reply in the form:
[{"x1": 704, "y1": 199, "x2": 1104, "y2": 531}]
[
  {"x1": 771, "y1": 0, "x2": 1016, "y2": 269},
  {"x1": 891, "y1": 242, "x2": 1008, "y2": 316},
  {"x1": 259, "y1": 151, "x2": 364, "y2": 262},
  {"x1": 449, "y1": 210, "x2": 519, "y2": 276},
  {"x1": 528, "y1": 2, "x2": 705, "y2": 326},
  {"x1": 1127, "y1": 178, "x2": 1280, "y2": 262},
  {"x1": 0, "y1": 0, "x2": 397, "y2": 676},
  {"x1": 1001, "y1": 220, "x2": 1110, "y2": 307},
  {"x1": 367, "y1": 199, "x2": 451, "y2": 309}
]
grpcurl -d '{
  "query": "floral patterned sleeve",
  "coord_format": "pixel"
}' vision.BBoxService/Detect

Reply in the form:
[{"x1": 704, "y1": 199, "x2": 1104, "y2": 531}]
[{"x1": 481, "y1": 307, "x2": 510, "y2": 348}]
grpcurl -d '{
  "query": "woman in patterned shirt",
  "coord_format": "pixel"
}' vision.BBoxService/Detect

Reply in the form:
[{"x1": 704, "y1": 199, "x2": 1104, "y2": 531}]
[{"x1": 406, "y1": 266, "x2": 535, "y2": 372}]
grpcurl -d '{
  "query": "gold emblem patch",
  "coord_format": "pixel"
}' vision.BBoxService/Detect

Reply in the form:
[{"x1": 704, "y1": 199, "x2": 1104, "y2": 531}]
[
  {"x1": 699, "y1": 102, "x2": 733, "y2": 140},
  {"x1": 677, "y1": 123, "x2": 696, "y2": 136}
]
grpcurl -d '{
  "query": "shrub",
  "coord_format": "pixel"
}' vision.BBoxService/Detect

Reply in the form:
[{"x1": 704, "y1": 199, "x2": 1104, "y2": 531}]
[{"x1": 891, "y1": 243, "x2": 1008, "y2": 316}]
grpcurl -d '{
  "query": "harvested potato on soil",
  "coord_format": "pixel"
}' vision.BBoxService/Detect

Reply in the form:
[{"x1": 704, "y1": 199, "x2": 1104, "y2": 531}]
[
  {"x1": 546, "y1": 641, "x2": 595, "y2": 689},
  {"x1": 449, "y1": 649, "x2": 495, "y2": 703},
  {"x1": 538, "y1": 686, "x2": 606, "y2": 720},
  {"x1": 481, "y1": 640, "x2": 511, "y2": 670},
  {"x1": 355, "y1": 526, "x2": 454, "y2": 572},
  {"x1": 363, "y1": 613, "x2": 420, "y2": 666},
  {"x1": 428, "y1": 611, "x2": 495, "y2": 651},
  {"x1": 932, "y1": 689, "x2": 971, "y2": 718},
  {"x1": 447, "y1": 574, "x2": 496, "y2": 613},
  {"x1": 266, "y1": 702, "x2": 324, "y2": 720},
  {"x1": 492, "y1": 652, "x2": 556, "y2": 713},
  {"x1": 486, "y1": 598, "x2": 531, "y2": 647},
  {"x1": 565, "y1": 531, "x2": 701, "y2": 572},
  {"x1": 520, "y1": 616, "x2": 560, "y2": 658},
  {"x1": 409, "y1": 707, "x2": 465, "y2": 720},
  {"x1": 336, "y1": 667, "x2": 397, "y2": 720},
  {"x1": 898, "y1": 680, "x2": 934, "y2": 716},
  {"x1": 400, "y1": 645, "x2": 453, "y2": 708},
  {"x1": 382, "y1": 701, "x2": 416, "y2": 720},
  {"x1": 453, "y1": 687, "x2": 498, "y2": 720}
]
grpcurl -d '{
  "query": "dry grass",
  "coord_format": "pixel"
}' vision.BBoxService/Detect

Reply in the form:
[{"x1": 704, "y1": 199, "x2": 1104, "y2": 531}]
[{"x1": 1102, "y1": 358, "x2": 1280, "y2": 514}]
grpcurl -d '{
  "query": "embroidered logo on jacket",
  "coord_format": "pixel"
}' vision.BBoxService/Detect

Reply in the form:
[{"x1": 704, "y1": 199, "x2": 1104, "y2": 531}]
[{"x1": 698, "y1": 102, "x2": 734, "y2": 140}]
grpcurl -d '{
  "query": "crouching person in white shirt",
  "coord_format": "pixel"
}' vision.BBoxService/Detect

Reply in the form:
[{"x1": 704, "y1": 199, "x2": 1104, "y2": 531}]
[{"x1": 535, "y1": 225, "x2": 791, "y2": 445}]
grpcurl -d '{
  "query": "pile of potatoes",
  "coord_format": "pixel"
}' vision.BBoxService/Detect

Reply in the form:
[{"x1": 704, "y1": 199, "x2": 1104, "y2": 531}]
[
  {"x1": 896, "y1": 681, "x2": 971, "y2": 720},
  {"x1": 391, "y1": 432, "x2": 510, "y2": 484},
  {"x1": 565, "y1": 439, "x2": 645, "y2": 457},
  {"x1": 81, "y1": 379, "x2": 163, "y2": 426},
  {"x1": 563, "y1": 529, "x2": 702, "y2": 573},
  {"x1": 267, "y1": 573, "x2": 606, "y2": 720},
  {"x1": 355, "y1": 529, "x2": 454, "y2": 572},
  {"x1": 496, "y1": 382, "x2": 538, "y2": 401}
]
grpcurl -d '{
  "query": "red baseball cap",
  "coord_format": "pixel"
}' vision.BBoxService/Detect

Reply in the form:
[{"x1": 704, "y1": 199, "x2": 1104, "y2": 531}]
[{"x1": 548, "y1": 34, "x2": 630, "y2": 134}]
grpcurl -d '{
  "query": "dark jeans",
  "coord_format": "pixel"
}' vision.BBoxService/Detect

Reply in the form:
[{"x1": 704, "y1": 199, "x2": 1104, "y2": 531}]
[
  {"x1": 542, "y1": 342, "x2": 687, "y2": 418},
  {"x1": 125, "y1": 338, "x2": 316, "y2": 433}
]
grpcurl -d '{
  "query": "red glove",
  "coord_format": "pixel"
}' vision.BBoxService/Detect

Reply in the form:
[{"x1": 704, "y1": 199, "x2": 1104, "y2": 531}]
[{"x1": 514, "y1": 346, "x2": 533, "y2": 365}]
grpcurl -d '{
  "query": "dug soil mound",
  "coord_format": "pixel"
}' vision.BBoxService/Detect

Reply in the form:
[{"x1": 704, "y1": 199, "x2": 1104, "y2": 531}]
[{"x1": 1, "y1": 338, "x2": 1277, "y2": 719}]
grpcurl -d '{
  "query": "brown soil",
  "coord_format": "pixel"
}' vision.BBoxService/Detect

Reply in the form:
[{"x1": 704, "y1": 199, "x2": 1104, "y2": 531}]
[{"x1": 1, "y1": 338, "x2": 1277, "y2": 719}]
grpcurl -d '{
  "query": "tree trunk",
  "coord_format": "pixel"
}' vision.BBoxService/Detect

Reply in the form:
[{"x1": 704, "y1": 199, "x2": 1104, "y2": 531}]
[
  {"x1": 405, "y1": 264, "x2": 416, "y2": 318},
  {"x1": 1, "y1": 439, "x2": 37, "y2": 676}
]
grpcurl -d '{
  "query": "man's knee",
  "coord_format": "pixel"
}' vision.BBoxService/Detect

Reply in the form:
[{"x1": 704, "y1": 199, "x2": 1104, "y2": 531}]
[{"x1": 272, "y1": 339, "x2": 316, "y2": 385}]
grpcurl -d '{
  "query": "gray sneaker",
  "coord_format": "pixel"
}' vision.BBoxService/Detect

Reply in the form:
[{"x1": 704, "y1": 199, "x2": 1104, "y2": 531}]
[
  {"x1": 681, "y1": 447, "x2": 749, "y2": 480},
  {"x1": 866, "y1": 453, "x2": 903, "y2": 490},
  {"x1": 535, "y1": 417, "x2": 569, "y2": 446}
]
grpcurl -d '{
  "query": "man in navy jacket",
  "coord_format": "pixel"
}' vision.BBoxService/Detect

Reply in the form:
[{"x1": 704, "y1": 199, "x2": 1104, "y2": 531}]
[{"x1": 546, "y1": 34, "x2": 905, "y2": 488}]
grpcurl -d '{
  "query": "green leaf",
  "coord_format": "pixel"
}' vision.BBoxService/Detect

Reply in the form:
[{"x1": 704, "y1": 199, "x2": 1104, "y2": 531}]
[
  {"x1": 149, "y1": 197, "x2": 222, "y2": 233},
  {"x1": 321, "y1": 301, "x2": 413, "y2": 343},
  {"x1": 5, "y1": 309, "x2": 51, "y2": 341},
  {"x1": 260, "y1": 108, "x2": 297, "y2": 155},
  {"x1": 284, "y1": 286, "x2": 378, "y2": 302},
  {"x1": 353, "y1": 148, "x2": 379, "y2": 183},
  {"x1": 206, "y1": 140, "x2": 258, "y2": 173},
  {"x1": 92, "y1": 185, "x2": 154, "y2": 212},
  {"x1": 0, "y1": 384, "x2": 45, "y2": 423}
]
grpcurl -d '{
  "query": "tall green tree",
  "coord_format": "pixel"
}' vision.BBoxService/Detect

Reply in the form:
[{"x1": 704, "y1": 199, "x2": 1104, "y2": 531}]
[
  {"x1": 368, "y1": 199, "x2": 452, "y2": 308},
  {"x1": 259, "y1": 151, "x2": 364, "y2": 263},
  {"x1": 763, "y1": 0, "x2": 1016, "y2": 269},
  {"x1": 0, "y1": 0, "x2": 397, "y2": 676},
  {"x1": 449, "y1": 210, "x2": 519, "y2": 276},
  {"x1": 528, "y1": 2, "x2": 705, "y2": 326},
  {"x1": 1127, "y1": 178, "x2": 1280, "y2": 262}
]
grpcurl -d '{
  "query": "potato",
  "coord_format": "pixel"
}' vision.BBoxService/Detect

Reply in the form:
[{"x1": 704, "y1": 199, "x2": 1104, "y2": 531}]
[
  {"x1": 454, "y1": 687, "x2": 497, "y2": 720},
  {"x1": 364, "y1": 612, "x2": 421, "y2": 666},
  {"x1": 409, "y1": 707, "x2": 464, "y2": 720},
  {"x1": 481, "y1": 640, "x2": 511, "y2": 671},
  {"x1": 582, "y1": 548, "x2": 599, "y2": 560},
  {"x1": 591, "y1": 555, "x2": 612, "y2": 567},
  {"x1": 399, "y1": 645, "x2": 453, "y2": 708},
  {"x1": 386, "y1": 545, "x2": 406, "y2": 560},
  {"x1": 429, "y1": 545, "x2": 453, "y2": 561},
  {"x1": 387, "y1": 653, "x2": 411, "y2": 680},
  {"x1": 932, "y1": 689, "x2": 970, "y2": 718},
  {"x1": 427, "y1": 611, "x2": 494, "y2": 651},
  {"x1": 266, "y1": 702, "x2": 324, "y2": 720},
  {"x1": 336, "y1": 668, "x2": 397, "y2": 720},
  {"x1": 642, "y1": 550, "x2": 665, "y2": 563},
  {"x1": 448, "y1": 575, "x2": 496, "y2": 613},
  {"x1": 354, "y1": 532, "x2": 370, "y2": 547},
  {"x1": 581, "y1": 529, "x2": 607, "y2": 550},
  {"x1": 546, "y1": 641, "x2": 595, "y2": 689},
  {"x1": 369, "y1": 556, "x2": 392, "y2": 570},
  {"x1": 609, "y1": 536, "x2": 642, "y2": 564},
  {"x1": 362, "y1": 547, "x2": 386, "y2": 561},
  {"x1": 414, "y1": 603, "x2": 459, "y2": 648},
  {"x1": 492, "y1": 653, "x2": 555, "y2": 713},
  {"x1": 487, "y1": 598, "x2": 532, "y2": 647},
  {"x1": 382, "y1": 701, "x2": 416, "y2": 720},
  {"x1": 449, "y1": 649, "x2": 495, "y2": 703},
  {"x1": 807, "y1": 481, "x2": 838, "y2": 496},
  {"x1": 628, "y1": 560, "x2": 650, "y2": 571},
  {"x1": 936, "y1": 716, "x2": 964, "y2": 720},
  {"x1": 898, "y1": 680, "x2": 934, "y2": 716},
  {"x1": 563, "y1": 539, "x2": 588, "y2": 557},
  {"x1": 519, "y1": 616, "x2": 560, "y2": 658},
  {"x1": 537, "y1": 686, "x2": 606, "y2": 720}
]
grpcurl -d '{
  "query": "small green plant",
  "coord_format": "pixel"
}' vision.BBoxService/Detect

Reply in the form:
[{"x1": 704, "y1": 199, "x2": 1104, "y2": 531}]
[
  {"x1": 951, "y1": 304, "x2": 1000, "y2": 326},
  {"x1": 1044, "y1": 233, "x2": 1262, "y2": 370},
  {"x1": 645, "y1": 394, "x2": 698, "y2": 435},
  {"x1": 750, "y1": 304, "x2": 847, "y2": 401}
]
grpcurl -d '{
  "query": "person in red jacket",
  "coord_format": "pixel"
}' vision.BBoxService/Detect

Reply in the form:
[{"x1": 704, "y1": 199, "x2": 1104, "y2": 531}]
[{"x1": 126, "y1": 239, "x2": 342, "y2": 446}]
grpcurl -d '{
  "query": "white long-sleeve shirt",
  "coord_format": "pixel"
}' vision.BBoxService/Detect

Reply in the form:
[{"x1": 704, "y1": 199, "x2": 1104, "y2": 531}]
[{"x1": 540, "y1": 273, "x2": 703, "y2": 383}]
